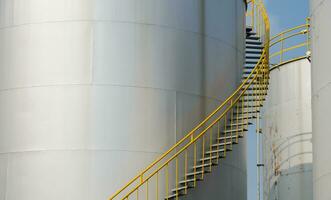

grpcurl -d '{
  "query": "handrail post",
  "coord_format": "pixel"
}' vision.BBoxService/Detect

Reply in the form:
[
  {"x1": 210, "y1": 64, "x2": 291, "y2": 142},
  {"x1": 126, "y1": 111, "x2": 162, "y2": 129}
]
[
  {"x1": 306, "y1": 17, "x2": 311, "y2": 52},
  {"x1": 140, "y1": 174, "x2": 144, "y2": 183},
  {"x1": 230, "y1": 100, "x2": 234, "y2": 149},
  {"x1": 280, "y1": 33, "x2": 284, "y2": 63},
  {"x1": 224, "y1": 115, "x2": 227, "y2": 157}
]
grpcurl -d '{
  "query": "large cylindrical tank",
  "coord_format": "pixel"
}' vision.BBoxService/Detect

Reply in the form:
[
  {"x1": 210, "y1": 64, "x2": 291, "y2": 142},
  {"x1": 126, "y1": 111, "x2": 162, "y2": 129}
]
[
  {"x1": 310, "y1": 0, "x2": 331, "y2": 199},
  {"x1": 262, "y1": 59, "x2": 313, "y2": 200},
  {"x1": 0, "y1": 0, "x2": 246, "y2": 199}
]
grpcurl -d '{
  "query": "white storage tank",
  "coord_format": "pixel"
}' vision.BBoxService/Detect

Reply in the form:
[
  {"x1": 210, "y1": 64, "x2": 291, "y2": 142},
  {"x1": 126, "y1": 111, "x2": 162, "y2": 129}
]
[
  {"x1": 310, "y1": 0, "x2": 331, "y2": 199},
  {"x1": 262, "y1": 59, "x2": 313, "y2": 200},
  {"x1": 0, "y1": 0, "x2": 246, "y2": 199}
]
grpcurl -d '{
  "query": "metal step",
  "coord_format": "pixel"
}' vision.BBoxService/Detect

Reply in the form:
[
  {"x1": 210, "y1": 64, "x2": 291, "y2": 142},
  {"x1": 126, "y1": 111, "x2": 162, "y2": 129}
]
[
  {"x1": 222, "y1": 128, "x2": 248, "y2": 134},
  {"x1": 245, "y1": 62, "x2": 258, "y2": 66},
  {"x1": 206, "y1": 148, "x2": 230, "y2": 155},
  {"x1": 234, "y1": 111, "x2": 260, "y2": 115},
  {"x1": 242, "y1": 77, "x2": 270, "y2": 80},
  {"x1": 246, "y1": 26, "x2": 253, "y2": 32},
  {"x1": 227, "y1": 122, "x2": 253, "y2": 127},
  {"x1": 246, "y1": 40, "x2": 262, "y2": 45},
  {"x1": 241, "y1": 85, "x2": 268, "y2": 90},
  {"x1": 244, "y1": 66, "x2": 255, "y2": 70},
  {"x1": 246, "y1": 28, "x2": 256, "y2": 35},
  {"x1": 211, "y1": 141, "x2": 233, "y2": 148},
  {"x1": 234, "y1": 113, "x2": 259, "y2": 118},
  {"x1": 166, "y1": 193, "x2": 184, "y2": 200},
  {"x1": 243, "y1": 68, "x2": 254, "y2": 72},
  {"x1": 246, "y1": 32, "x2": 257, "y2": 38},
  {"x1": 242, "y1": 81, "x2": 269, "y2": 85},
  {"x1": 243, "y1": 93, "x2": 267, "y2": 96},
  {"x1": 246, "y1": 45, "x2": 264, "y2": 50},
  {"x1": 200, "y1": 155, "x2": 223, "y2": 162},
  {"x1": 246, "y1": 50, "x2": 262, "y2": 54},
  {"x1": 239, "y1": 98, "x2": 266, "y2": 102},
  {"x1": 243, "y1": 71, "x2": 257, "y2": 74},
  {"x1": 237, "y1": 104, "x2": 263, "y2": 108},
  {"x1": 241, "y1": 86, "x2": 267, "y2": 90},
  {"x1": 245, "y1": 61, "x2": 259, "y2": 64},
  {"x1": 193, "y1": 162, "x2": 213, "y2": 169},
  {"x1": 218, "y1": 135, "x2": 239, "y2": 141},
  {"x1": 179, "y1": 178, "x2": 201, "y2": 185},
  {"x1": 226, "y1": 121, "x2": 252, "y2": 126},
  {"x1": 186, "y1": 170, "x2": 210, "y2": 178},
  {"x1": 246, "y1": 55, "x2": 261, "y2": 60},
  {"x1": 235, "y1": 115, "x2": 257, "y2": 120},
  {"x1": 241, "y1": 87, "x2": 267, "y2": 90},
  {"x1": 171, "y1": 185, "x2": 188, "y2": 193},
  {"x1": 241, "y1": 101, "x2": 265, "y2": 105},
  {"x1": 246, "y1": 35, "x2": 260, "y2": 40}
]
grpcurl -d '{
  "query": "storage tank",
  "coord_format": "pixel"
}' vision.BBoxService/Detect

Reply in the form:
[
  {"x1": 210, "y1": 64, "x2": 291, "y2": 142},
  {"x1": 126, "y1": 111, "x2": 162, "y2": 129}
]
[
  {"x1": 262, "y1": 58, "x2": 313, "y2": 200},
  {"x1": 310, "y1": 0, "x2": 331, "y2": 199},
  {"x1": 0, "y1": 0, "x2": 246, "y2": 199}
]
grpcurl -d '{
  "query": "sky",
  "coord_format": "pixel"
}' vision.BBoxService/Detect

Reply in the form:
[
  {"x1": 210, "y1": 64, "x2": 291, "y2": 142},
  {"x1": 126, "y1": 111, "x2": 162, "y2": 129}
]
[{"x1": 247, "y1": 0, "x2": 309, "y2": 200}]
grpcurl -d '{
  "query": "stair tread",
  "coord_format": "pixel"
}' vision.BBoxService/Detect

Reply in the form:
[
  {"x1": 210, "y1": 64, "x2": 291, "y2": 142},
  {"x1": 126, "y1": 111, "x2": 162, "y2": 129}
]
[
  {"x1": 211, "y1": 141, "x2": 233, "y2": 148},
  {"x1": 237, "y1": 105, "x2": 263, "y2": 108},
  {"x1": 242, "y1": 71, "x2": 257, "y2": 74},
  {"x1": 243, "y1": 93, "x2": 267, "y2": 95},
  {"x1": 200, "y1": 155, "x2": 224, "y2": 162},
  {"x1": 186, "y1": 170, "x2": 210, "y2": 177},
  {"x1": 246, "y1": 26, "x2": 253, "y2": 32},
  {"x1": 241, "y1": 87, "x2": 267, "y2": 90},
  {"x1": 246, "y1": 45, "x2": 264, "y2": 49},
  {"x1": 240, "y1": 98, "x2": 266, "y2": 102},
  {"x1": 246, "y1": 56, "x2": 261, "y2": 59},
  {"x1": 166, "y1": 193, "x2": 183, "y2": 199},
  {"x1": 171, "y1": 185, "x2": 188, "y2": 193},
  {"x1": 235, "y1": 115, "x2": 257, "y2": 120},
  {"x1": 179, "y1": 178, "x2": 200, "y2": 185},
  {"x1": 246, "y1": 41, "x2": 262, "y2": 45},
  {"x1": 218, "y1": 135, "x2": 238, "y2": 140},
  {"x1": 234, "y1": 111, "x2": 260, "y2": 115},
  {"x1": 245, "y1": 61, "x2": 259, "y2": 64},
  {"x1": 206, "y1": 148, "x2": 228, "y2": 154},
  {"x1": 228, "y1": 122, "x2": 253, "y2": 126},
  {"x1": 222, "y1": 128, "x2": 248, "y2": 133},
  {"x1": 246, "y1": 50, "x2": 262, "y2": 54},
  {"x1": 193, "y1": 162, "x2": 213, "y2": 169},
  {"x1": 246, "y1": 36, "x2": 260, "y2": 40}
]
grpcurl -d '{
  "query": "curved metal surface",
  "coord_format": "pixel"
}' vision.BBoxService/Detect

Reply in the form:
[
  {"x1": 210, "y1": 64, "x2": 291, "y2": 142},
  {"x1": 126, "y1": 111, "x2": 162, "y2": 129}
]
[
  {"x1": 262, "y1": 59, "x2": 312, "y2": 200},
  {"x1": 0, "y1": 0, "x2": 247, "y2": 200},
  {"x1": 310, "y1": 0, "x2": 331, "y2": 199}
]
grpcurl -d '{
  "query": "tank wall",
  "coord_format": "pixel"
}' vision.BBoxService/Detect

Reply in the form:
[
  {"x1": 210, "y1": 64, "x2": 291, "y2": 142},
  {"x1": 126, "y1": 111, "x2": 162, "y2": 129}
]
[
  {"x1": 310, "y1": 0, "x2": 331, "y2": 199},
  {"x1": 0, "y1": 0, "x2": 245, "y2": 199},
  {"x1": 262, "y1": 59, "x2": 313, "y2": 200}
]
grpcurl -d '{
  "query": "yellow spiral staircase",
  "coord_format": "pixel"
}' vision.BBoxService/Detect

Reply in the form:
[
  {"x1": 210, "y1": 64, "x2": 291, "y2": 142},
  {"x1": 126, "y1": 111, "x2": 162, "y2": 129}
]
[{"x1": 108, "y1": 1, "x2": 270, "y2": 200}]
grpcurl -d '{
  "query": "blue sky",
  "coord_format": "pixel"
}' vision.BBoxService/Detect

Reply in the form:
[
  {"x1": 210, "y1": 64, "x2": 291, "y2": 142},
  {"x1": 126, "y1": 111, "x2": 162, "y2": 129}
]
[
  {"x1": 247, "y1": 0, "x2": 308, "y2": 200},
  {"x1": 265, "y1": 0, "x2": 309, "y2": 35}
]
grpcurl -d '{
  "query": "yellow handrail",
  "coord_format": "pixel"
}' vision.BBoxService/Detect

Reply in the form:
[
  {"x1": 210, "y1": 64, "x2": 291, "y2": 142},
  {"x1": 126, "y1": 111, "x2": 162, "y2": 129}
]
[
  {"x1": 269, "y1": 18, "x2": 310, "y2": 68},
  {"x1": 109, "y1": 1, "x2": 269, "y2": 199}
]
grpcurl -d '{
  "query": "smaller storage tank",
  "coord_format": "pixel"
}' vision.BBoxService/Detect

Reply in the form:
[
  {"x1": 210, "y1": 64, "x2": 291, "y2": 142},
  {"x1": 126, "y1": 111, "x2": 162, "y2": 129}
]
[{"x1": 262, "y1": 58, "x2": 313, "y2": 200}]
